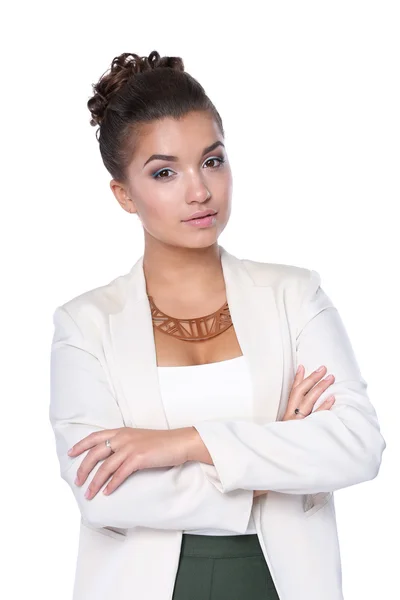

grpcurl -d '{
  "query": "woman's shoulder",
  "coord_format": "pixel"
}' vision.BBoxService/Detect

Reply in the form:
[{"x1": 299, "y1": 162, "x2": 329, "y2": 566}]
[
  {"x1": 239, "y1": 254, "x2": 318, "y2": 289},
  {"x1": 53, "y1": 269, "x2": 131, "y2": 327}
]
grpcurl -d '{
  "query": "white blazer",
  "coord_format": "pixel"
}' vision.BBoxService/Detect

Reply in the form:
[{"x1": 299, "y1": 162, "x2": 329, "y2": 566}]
[{"x1": 49, "y1": 246, "x2": 386, "y2": 600}]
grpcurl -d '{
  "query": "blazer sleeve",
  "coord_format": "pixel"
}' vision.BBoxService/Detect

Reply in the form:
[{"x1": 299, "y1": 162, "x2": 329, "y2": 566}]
[
  {"x1": 49, "y1": 306, "x2": 254, "y2": 532},
  {"x1": 194, "y1": 269, "x2": 387, "y2": 495}
]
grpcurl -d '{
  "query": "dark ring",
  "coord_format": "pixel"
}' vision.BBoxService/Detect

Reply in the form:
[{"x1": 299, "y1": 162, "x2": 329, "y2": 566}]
[{"x1": 294, "y1": 408, "x2": 306, "y2": 417}]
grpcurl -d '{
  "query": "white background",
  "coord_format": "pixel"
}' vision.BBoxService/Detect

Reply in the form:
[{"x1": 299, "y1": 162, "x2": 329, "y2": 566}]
[{"x1": 1, "y1": 1, "x2": 398, "y2": 598}]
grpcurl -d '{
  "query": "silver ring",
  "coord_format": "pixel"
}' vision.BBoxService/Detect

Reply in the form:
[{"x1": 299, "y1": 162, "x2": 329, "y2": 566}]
[
  {"x1": 294, "y1": 408, "x2": 307, "y2": 417},
  {"x1": 105, "y1": 439, "x2": 114, "y2": 452}
]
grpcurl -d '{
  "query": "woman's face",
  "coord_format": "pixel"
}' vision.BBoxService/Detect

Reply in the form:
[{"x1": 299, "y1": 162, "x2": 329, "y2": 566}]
[{"x1": 112, "y1": 110, "x2": 233, "y2": 249}]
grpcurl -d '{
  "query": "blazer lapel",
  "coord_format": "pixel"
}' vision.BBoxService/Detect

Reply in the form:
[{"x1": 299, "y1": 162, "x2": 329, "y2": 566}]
[{"x1": 109, "y1": 246, "x2": 284, "y2": 429}]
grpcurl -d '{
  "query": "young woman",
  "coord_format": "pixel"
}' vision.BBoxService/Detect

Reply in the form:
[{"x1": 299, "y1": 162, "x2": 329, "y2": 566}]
[{"x1": 49, "y1": 50, "x2": 386, "y2": 600}]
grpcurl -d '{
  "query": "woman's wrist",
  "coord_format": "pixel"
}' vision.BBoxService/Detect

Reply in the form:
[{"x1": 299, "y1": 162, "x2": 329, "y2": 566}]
[{"x1": 182, "y1": 426, "x2": 214, "y2": 465}]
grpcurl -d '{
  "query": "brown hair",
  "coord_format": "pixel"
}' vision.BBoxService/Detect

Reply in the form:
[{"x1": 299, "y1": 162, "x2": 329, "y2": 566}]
[{"x1": 87, "y1": 50, "x2": 224, "y2": 184}]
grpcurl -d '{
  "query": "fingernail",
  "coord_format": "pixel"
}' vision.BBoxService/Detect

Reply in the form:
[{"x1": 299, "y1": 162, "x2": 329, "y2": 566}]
[
  {"x1": 74, "y1": 476, "x2": 79, "y2": 485},
  {"x1": 68, "y1": 449, "x2": 73, "y2": 455},
  {"x1": 317, "y1": 365, "x2": 325, "y2": 372},
  {"x1": 296, "y1": 365, "x2": 302, "y2": 374},
  {"x1": 84, "y1": 489, "x2": 90, "y2": 499}
]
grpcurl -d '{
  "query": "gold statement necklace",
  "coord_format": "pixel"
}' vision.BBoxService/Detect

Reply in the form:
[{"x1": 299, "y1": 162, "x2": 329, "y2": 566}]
[{"x1": 147, "y1": 295, "x2": 233, "y2": 342}]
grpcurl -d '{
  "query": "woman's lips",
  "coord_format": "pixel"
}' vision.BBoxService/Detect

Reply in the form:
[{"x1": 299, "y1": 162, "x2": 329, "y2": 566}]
[{"x1": 182, "y1": 214, "x2": 217, "y2": 227}]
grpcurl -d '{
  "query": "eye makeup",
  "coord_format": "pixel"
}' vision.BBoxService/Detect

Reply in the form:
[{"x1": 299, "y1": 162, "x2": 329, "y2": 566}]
[{"x1": 151, "y1": 156, "x2": 226, "y2": 180}]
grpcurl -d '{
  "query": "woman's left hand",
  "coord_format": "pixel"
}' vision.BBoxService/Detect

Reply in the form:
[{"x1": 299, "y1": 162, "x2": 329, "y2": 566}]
[{"x1": 68, "y1": 426, "x2": 197, "y2": 499}]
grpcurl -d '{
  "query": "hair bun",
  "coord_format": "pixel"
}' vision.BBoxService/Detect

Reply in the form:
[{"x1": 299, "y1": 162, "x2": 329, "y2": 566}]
[{"x1": 88, "y1": 50, "x2": 185, "y2": 127}]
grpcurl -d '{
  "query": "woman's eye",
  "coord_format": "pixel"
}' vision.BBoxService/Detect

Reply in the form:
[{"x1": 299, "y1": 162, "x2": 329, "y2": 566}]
[
  {"x1": 152, "y1": 168, "x2": 174, "y2": 180},
  {"x1": 152, "y1": 157, "x2": 225, "y2": 180},
  {"x1": 204, "y1": 157, "x2": 225, "y2": 169}
]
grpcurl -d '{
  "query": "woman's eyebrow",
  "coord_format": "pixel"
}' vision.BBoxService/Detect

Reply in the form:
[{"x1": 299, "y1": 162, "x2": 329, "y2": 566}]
[{"x1": 143, "y1": 141, "x2": 225, "y2": 168}]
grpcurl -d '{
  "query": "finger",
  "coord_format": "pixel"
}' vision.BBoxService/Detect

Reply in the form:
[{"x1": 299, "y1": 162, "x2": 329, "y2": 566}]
[
  {"x1": 288, "y1": 365, "x2": 326, "y2": 407},
  {"x1": 292, "y1": 364, "x2": 305, "y2": 387},
  {"x1": 103, "y1": 458, "x2": 141, "y2": 496},
  {"x1": 314, "y1": 395, "x2": 335, "y2": 411},
  {"x1": 84, "y1": 452, "x2": 126, "y2": 500},
  {"x1": 303, "y1": 374, "x2": 335, "y2": 409},
  {"x1": 75, "y1": 444, "x2": 111, "y2": 486},
  {"x1": 68, "y1": 430, "x2": 114, "y2": 457},
  {"x1": 103, "y1": 460, "x2": 140, "y2": 495},
  {"x1": 296, "y1": 366, "x2": 328, "y2": 394}
]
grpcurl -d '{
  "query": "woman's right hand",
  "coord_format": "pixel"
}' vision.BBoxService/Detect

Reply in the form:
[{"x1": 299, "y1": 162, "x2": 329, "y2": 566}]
[{"x1": 253, "y1": 365, "x2": 336, "y2": 498}]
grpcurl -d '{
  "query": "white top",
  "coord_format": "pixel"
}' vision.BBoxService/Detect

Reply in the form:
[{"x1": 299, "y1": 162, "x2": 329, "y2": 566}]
[{"x1": 157, "y1": 354, "x2": 257, "y2": 535}]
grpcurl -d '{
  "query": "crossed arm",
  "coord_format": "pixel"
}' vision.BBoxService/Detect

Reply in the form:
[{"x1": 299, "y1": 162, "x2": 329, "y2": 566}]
[
  {"x1": 50, "y1": 305, "x2": 254, "y2": 533},
  {"x1": 192, "y1": 270, "x2": 386, "y2": 495},
  {"x1": 49, "y1": 270, "x2": 386, "y2": 532}
]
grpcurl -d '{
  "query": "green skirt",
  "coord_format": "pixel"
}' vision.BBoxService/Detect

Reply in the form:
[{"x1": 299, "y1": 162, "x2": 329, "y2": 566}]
[{"x1": 172, "y1": 533, "x2": 280, "y2": 599}]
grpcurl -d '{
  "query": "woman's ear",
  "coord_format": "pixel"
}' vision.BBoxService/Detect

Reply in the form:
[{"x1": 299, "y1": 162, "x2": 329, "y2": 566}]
[{"x1": 109, "y1": 179, "x2": 138, "y2": 215}]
